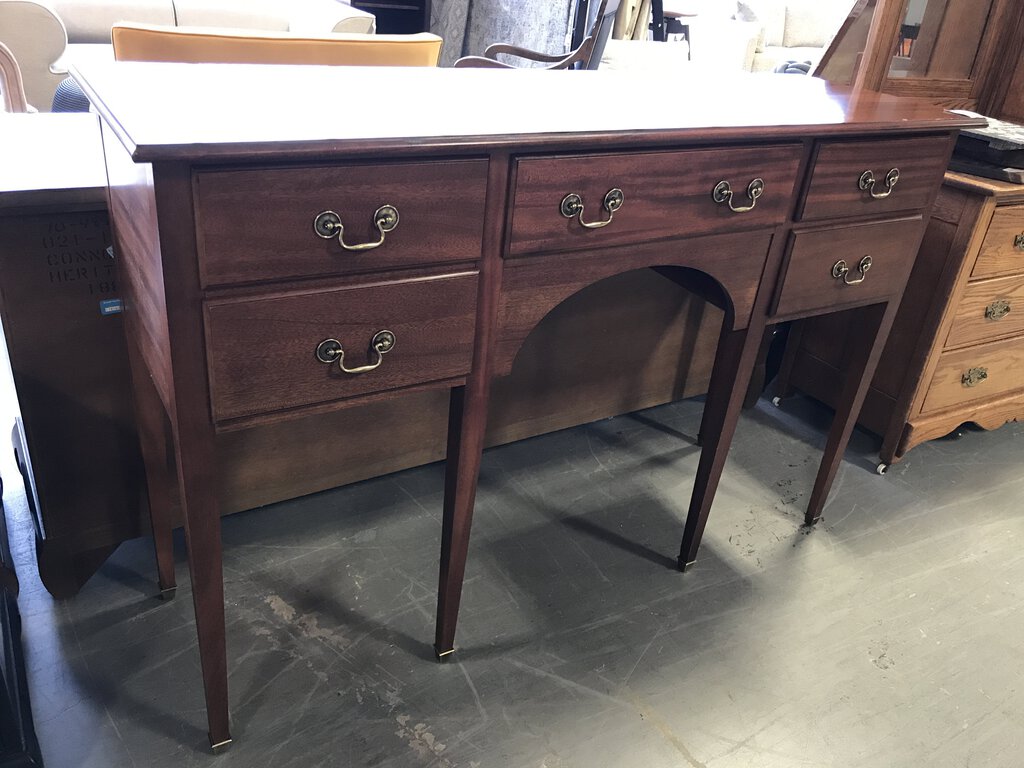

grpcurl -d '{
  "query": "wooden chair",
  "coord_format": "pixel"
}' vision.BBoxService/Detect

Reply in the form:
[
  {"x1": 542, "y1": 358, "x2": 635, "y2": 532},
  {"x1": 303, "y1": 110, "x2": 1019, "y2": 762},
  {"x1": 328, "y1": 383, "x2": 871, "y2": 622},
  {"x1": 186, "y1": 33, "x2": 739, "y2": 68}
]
[
  {"x1": 0, "y1": 41, "x2": 29, "y2": 112},
  {"x1": 454, "y1": 0, "x2": 620, "y2": 70},
  {"x1": 111, "y1": 23, "x2": 443, "y2": 67}
]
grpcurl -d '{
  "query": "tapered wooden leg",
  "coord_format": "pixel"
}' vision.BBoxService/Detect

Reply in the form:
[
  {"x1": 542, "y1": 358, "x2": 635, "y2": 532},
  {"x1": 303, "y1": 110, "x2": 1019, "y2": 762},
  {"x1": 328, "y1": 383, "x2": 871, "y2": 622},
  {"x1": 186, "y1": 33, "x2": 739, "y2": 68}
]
[
  {"x1": 804, "y1": 302, "x2": 895, "y2": 526},
  {"x1": 435, "y1": 382, "x2": 491, "y2": 659},
  {"x1": 124, "y1": 332, "x2": 178, "y2": 598},
  {"x1": 679, "y1": 319, "x2": 766, "y2": 571},
  {"x1": 172, "y1": 427, "x2": 231, "y2": 750}
]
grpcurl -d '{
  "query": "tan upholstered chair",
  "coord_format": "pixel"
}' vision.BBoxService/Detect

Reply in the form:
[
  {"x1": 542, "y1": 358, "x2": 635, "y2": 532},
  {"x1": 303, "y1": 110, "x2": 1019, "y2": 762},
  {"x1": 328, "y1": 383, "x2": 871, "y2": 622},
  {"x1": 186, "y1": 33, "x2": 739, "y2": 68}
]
[
  {"x1": 111, "y1": 23, "x2": 442, "y2": 67},
  {"x1": 0, "y1": 40, "x2": 29, "y2": 111}
]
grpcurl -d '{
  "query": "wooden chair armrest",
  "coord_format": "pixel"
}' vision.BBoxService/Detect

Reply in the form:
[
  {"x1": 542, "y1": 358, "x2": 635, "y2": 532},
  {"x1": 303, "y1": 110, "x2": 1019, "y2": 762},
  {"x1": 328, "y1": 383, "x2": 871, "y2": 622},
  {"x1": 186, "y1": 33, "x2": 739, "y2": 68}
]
[
  {"x1": 453, "y1": 55, "x2": 516, "y2": 69},
  {"x1": 481, "y1": 42, "x2": 570, "y2": 63}
]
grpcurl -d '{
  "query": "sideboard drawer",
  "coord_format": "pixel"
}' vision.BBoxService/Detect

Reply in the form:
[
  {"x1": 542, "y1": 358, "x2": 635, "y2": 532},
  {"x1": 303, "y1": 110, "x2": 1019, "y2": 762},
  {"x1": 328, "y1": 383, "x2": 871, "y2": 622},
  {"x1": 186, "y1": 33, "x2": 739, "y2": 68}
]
[
  {"x1": 921, "y1": 335, "x2": 1024, "y2": 414},
  {"x1": 205, "y1": 272, "x2": 478, "y2": 422},
  {"x1": 195, "y1": 160, "x2": 489, "y2": 286},
  {"x1": 771, "y1": 216, "x2": 924, "y2": 317},
  {"x1": 800, "y1": 136, "x2": 950, "y2": 221},
  {"x1": 971, "y1": 205, "x2": 1024, "y2": 279},
  {"x1": 945, "y1": 273, "x2": 1024, "y2": 348},
  {"x1": 508, "y1": 145, "x2": 802, "y2": 256}
]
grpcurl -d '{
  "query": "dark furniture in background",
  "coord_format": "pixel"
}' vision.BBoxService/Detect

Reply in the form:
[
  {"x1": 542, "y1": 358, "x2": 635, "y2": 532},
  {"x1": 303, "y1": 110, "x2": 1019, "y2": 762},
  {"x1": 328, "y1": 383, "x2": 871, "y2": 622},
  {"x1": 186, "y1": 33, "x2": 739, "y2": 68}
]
[
  {"x1": 0, "y1": 478, "x2": 43, "y2": 768},
  {"x1": 350, "y1": 0, "x2": 431, "y2": 34}
]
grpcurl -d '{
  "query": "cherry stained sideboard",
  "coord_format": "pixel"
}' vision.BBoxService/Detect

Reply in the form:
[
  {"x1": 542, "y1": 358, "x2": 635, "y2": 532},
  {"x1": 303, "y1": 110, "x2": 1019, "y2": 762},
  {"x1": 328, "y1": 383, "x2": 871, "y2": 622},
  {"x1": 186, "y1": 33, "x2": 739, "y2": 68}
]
[{"x1": 70, "y1": 61, "x2": 980, "y2": 750}]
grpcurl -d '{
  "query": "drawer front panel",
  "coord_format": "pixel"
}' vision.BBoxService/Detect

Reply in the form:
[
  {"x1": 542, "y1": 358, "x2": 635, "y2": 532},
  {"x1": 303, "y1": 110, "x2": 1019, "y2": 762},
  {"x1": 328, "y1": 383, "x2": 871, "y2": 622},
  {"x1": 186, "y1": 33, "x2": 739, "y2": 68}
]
[
  {"x1": 800, "y1": 136, "x2": 950, "y2": 221},
  {"x1": 205, "y1": 273, "x2": 478, "y2": 421},
  {"x1": 195, "y1": 160, "x2": 489, "y2": 286},
  {"x1": 772, "y1": 216, "x2": 924, "y2": 317},
  {"x1": 508, "y1": 145, "x2": 802, "y2": 255},
  {"x1": 946, "y1": 273, "x2": 1024, "y2": 348},
  {"x1": 922, "y1": 335, "x2": 1024, "y2": 413},
  {"x1": 972, "y1": 205, "x2": 1024, "y2": 279}
]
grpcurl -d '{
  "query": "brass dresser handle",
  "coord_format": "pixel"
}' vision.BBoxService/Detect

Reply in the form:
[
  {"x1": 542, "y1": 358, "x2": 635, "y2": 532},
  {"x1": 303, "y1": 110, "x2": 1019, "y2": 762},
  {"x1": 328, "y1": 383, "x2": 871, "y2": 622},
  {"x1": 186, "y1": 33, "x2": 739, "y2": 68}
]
[
  {"x1": 831, "y1": 255, "x2": 873, "y2": 285},
  {"x1": 985, "y1": 299, "x2": 1011, "y2": 320},
  {"x1": 712, "y1": 178, "x2": 764, "y2": 213},
  {"x1": 316, "y1": 330, "x2": 395, "y2": 374},
  {"x1": 313, "y1": 205, "x2": 399, "y2": 251},
  {"x1": 859, "y1": 168, "x2": 900, "y2": 199},
  {"x1": 1014, "y1": 233, "x2": 1024, "y2": 250},
  {"x1": 560, "y1": 188, "x2": 624, "y2": 229},
  {"x1": 961, "y1": 367, "x2": 988, "y2": 388}
]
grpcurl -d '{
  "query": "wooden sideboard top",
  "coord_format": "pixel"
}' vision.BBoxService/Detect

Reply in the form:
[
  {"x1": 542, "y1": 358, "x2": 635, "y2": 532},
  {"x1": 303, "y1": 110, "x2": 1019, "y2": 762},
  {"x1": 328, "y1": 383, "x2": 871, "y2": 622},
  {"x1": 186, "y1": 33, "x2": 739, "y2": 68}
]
[
  {"x1": 0, "y1": 113, "x2": 107, "y2": 209},
  {"x1": 69, "y1": 62, "x2": 984, "y2": 163},
  {"x1": 944, "y1": 170, "x2": 1024, "y2": 202}
]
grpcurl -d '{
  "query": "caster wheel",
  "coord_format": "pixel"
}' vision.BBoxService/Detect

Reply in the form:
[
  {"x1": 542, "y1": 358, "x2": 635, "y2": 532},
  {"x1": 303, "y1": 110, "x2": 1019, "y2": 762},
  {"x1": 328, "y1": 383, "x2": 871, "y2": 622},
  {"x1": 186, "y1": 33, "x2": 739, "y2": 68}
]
[
  {"x1": 875, "y1": 462, "x2": 888, "y2": 475},
  {"x1": 771, "y1": 396, "x2": 782, "y2": 407}
]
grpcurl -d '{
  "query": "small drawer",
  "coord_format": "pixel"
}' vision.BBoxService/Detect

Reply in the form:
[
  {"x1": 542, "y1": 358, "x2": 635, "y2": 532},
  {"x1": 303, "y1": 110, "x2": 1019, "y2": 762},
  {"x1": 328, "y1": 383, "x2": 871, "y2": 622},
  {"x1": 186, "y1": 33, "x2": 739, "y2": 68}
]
[
  {"x1": 945, "y1": 273, "x2": 1024, "y2": 348},
  {"x1": 971, "y1": 205, "x2": 1024, "y2": 279},
  {"x1": 922, "y1": 335, "x2": 1024, "y2": 414},
  {"x1": 799, "y1": 136, "x2": 951, "y2": 221},
  {"x1": 771, "y1": 217, "x2": 924, "y2": 318},
  {"x1": 195, "y1": 160, "x2": 489, "y2": 286},
  {"x1": 508, "y1": 145, "x2": 802, "y2": 256},
  {"x1": 205, "y1": 273, "x2": 478, "y2": 422}
]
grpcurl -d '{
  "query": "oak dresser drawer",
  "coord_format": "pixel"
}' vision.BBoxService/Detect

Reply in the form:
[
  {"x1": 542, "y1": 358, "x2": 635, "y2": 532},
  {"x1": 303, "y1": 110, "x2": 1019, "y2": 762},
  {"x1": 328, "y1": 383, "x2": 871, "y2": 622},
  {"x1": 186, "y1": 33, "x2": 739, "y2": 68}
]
[
  {"x1": 205, "y1": 273, "x2": 478, "y2": 422},
  {"x1": 195, "y1": 160, "x2": 489, "y2": 287},
  {"x1": 971, "y1": 205, "x2": 1024, "y2": 279},
  {"x1": 945, "y1": 273, "x2": 1024, "y2": 348},
  {"x1": 800, "y1": 136, "x2": 950, "y2": 221},
  {"x1": 508, "y1": 145, "x2": 802, "y2": 256},
  {"x1": 922, "y1": 335, "x2": 1024, "y2": 414},
  {"x1": 772, "y1": 217, "x2": 924, "y2": 317}
]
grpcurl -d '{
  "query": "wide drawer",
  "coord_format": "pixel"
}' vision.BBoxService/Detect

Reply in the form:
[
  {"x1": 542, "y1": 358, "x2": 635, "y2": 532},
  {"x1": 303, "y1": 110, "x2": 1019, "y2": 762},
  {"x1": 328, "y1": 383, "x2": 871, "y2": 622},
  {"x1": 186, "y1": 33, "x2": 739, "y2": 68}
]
[
  {"x1": 195, "y1": 160, "x2": 489, "y2": 286},
  {"x1": 508, "y1": 145, "x2": 802, "y2": 256},
  {"x1": 205, "y1": 273, "x2": 478, "y2": 422},
  {"x1": 945, "y1": 273, "x2": 1024, "y2": 348},
  {"x1": 799, "y1": 136, "x2": 950, "y2": 221},
  {"x1": 771, "y1": 216, "x2": 924, "y2": 318},
  {"x1": 971, "y1": 205, "x2": 1024, "y2": 279},
  {"x1": 922, "y1": 334, "x2": 1024, "y2": 414}
]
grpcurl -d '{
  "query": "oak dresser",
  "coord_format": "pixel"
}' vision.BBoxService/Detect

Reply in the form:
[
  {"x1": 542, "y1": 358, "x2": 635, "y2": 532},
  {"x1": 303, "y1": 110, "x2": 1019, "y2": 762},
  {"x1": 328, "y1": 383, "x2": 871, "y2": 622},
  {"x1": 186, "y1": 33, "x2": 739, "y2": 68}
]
[{"x1": 70, "y1": 60, "x2": 978, "y2": 750}]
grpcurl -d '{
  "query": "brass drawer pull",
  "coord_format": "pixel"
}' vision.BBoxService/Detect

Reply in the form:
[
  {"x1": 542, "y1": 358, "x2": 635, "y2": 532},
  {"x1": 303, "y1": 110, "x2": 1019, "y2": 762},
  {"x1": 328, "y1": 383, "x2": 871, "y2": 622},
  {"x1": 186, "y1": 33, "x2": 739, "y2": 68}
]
[
  {"x1": 831, "y1": 255, "x2": 873, "y2": 285},
  {"x1": 313, "y1": 205, "x2": 400, "y2": 251},
  {"x1": 961, "y1": 366, "x2": 988, "y2": 388},
  {"x1": 560, "y1": 188, "x2": 624, "y2": 229},
  {"x1": 315, "y1": 330, "x2": 395, "y2": 374},
  {"x1": 858, "y1": 168, "x2": 900, "y2": 200},
  {"x1": 1014, "y1": 233, "x2": 1024, "y2": 250},
  {"x1": 712, "y1": 178, "x2": 764, "y2": 213},
  {"x1": 985, "y1": 299, "x2": 1011, "y2": 320}
]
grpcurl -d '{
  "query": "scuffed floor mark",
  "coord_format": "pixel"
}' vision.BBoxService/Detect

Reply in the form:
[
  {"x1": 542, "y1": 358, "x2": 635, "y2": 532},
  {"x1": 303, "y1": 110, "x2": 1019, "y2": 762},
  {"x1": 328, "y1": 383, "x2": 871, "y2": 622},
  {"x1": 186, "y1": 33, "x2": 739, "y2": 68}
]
[
  {"x1": 395, "y1": 714, "x2": 453, "y2": 766},
  {"x1": 630, "y1": 697, "x2": 709, "y2": 768},
  {"x1": 264, "y1": 594, "x2": 350, "y2": 652}
]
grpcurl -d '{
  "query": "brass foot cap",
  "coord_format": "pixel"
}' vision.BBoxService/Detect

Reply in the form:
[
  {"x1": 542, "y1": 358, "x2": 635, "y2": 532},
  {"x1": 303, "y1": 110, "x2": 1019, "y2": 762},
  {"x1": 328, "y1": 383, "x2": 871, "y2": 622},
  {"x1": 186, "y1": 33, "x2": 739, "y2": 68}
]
[
  {"x1": 435, "y1": 647, "x2": 456, "y2": 663},
  {"x1": 678, "y1": 558, "x2": 695, "y2": 573},
  {"x1": 159, "y1": 586, "x2": 177, "y2": 601},
  {"x1": 210, "y1": 737, "x2": 233, "y2": 754}
]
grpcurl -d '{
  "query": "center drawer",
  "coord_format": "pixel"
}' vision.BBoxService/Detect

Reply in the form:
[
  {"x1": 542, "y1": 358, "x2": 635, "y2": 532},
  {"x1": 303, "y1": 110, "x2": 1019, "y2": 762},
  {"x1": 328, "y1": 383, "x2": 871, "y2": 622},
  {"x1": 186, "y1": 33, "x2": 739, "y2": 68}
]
[
  {"x1": 205, "y1": 272, "x2": 478, "y2": 422},
  {"x1": 508, "y1": 145, "x2": 802, "y2": 256},
  {"x1": 771, "y1": 216, "x2": 924, "y2": 318},
  {"x1": 194, "y1": 160, "x2": 489, "y2": 287}
]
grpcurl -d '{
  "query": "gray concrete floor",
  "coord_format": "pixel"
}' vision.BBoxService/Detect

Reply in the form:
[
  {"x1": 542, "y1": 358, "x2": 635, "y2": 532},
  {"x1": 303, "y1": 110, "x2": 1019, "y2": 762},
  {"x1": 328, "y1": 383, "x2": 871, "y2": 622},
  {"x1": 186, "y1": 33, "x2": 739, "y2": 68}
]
[{"x1": 3, "y1": 347, "x2": 1024, "y2": 766}]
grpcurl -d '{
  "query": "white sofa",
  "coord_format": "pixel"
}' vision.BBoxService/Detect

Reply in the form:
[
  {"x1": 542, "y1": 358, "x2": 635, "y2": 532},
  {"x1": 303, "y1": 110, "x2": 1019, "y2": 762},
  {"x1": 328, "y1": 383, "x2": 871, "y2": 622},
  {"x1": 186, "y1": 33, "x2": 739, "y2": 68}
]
[
  {"x1": 0, "y1": 0, "x2": 376, "y2": 110},
  {"x1": 740, "y1": 0, "x2": 851, "y2": 73}
]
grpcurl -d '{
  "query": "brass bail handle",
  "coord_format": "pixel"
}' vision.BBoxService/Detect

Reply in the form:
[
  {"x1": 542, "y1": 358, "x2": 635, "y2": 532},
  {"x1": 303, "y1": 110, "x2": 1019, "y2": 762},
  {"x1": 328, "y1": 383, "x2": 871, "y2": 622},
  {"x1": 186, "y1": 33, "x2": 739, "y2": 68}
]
[
  {"x1": 712, "y1": 178, "x2": 764, "y2": 213},
  {"x1": 832, "y1": 255, "x2": 873, "y2": 285},
  {"x1": 859, "y1": 168, "x2": 900, "y2": 200},
  {"x1": 1014, "y1": 233, "x2": 1024, "y2": 251},
  {"x1": 560, "y1": 188, "x2": 624, "y2": 229},
  {"x1": 313, "y1": 205, "x2": 400, "y2": 251},
  {"x1": 961, "y1": 366, "x2": 988, "y2": 388},
  {"x1": 315, "y1": 330, "x2": 395, "y2": 374},
  {"x1": 986, "y1": 299, "x2": 1011, "y2": 320}
]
